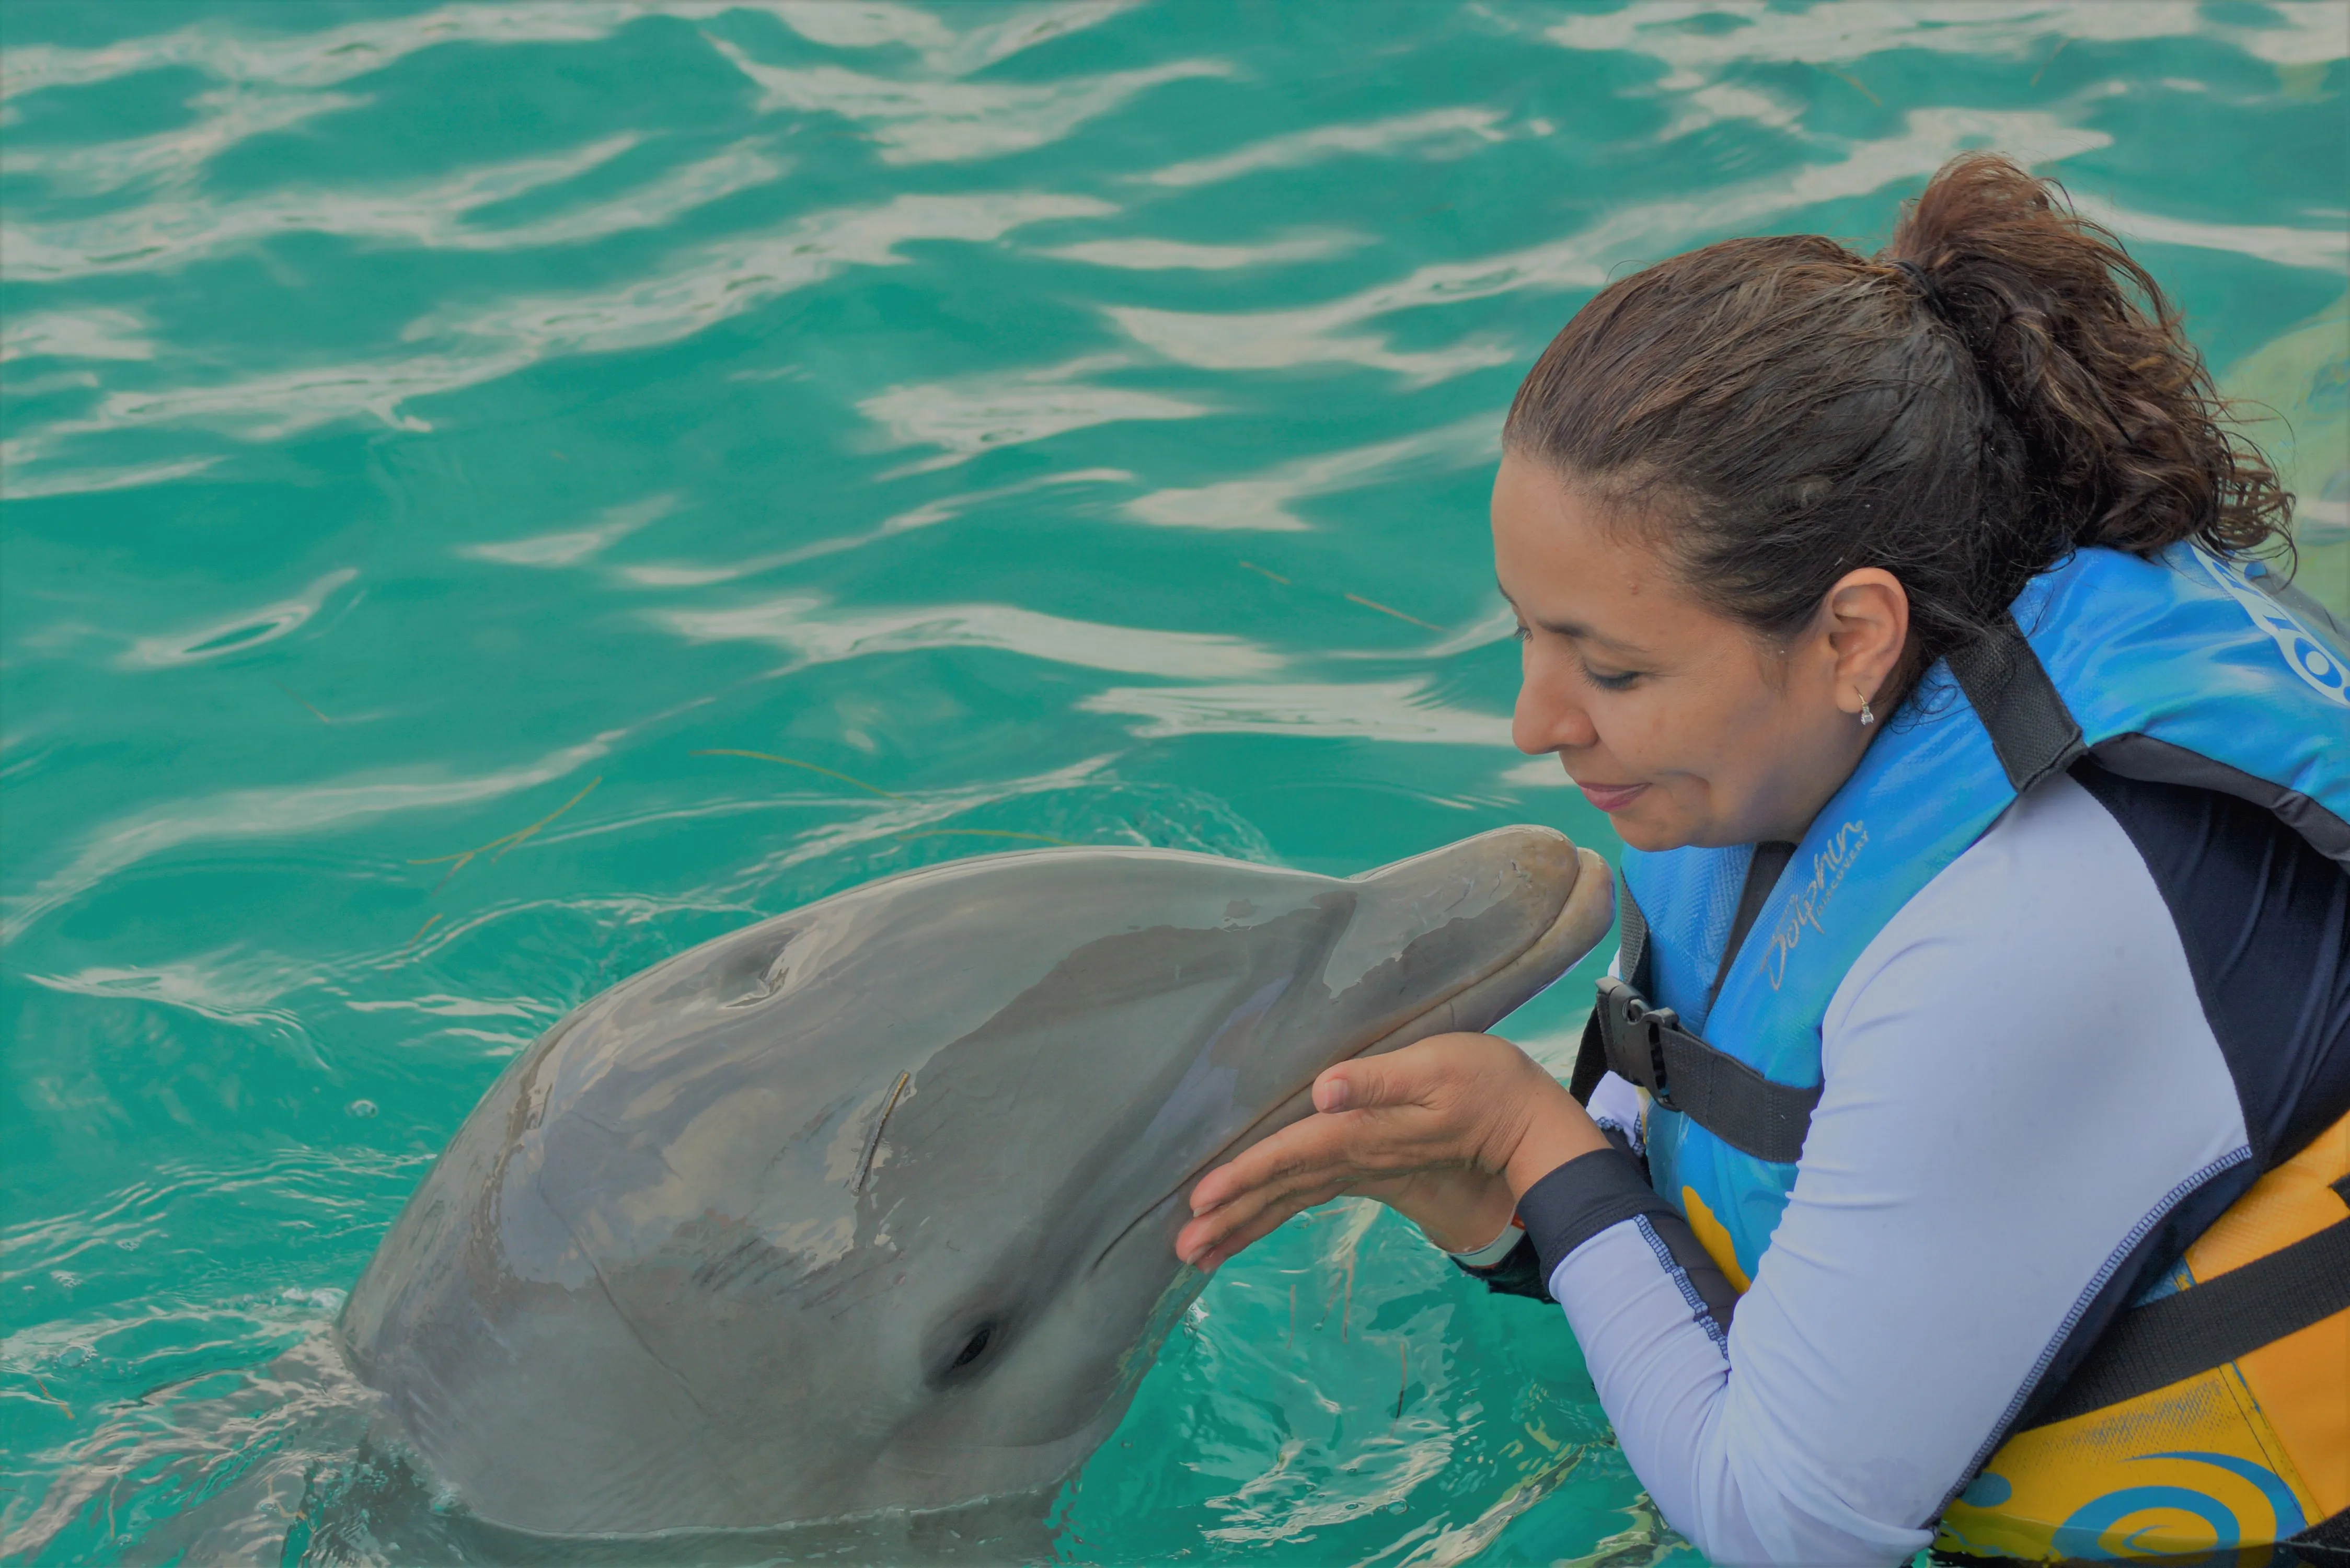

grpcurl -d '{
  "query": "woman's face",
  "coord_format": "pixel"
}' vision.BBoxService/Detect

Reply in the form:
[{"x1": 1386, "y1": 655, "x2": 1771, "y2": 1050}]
[{"x1": 1491, "y1": 454, "x2": 1905, "y2": 852}]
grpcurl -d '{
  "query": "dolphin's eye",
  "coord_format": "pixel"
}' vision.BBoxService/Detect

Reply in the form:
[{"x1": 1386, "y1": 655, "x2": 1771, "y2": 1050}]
[
  {"x1": 927, "y1": 1318, "x2": 1004, "y2": 1387},
  {"x1": 926, "y1": 1308, "x2": 1015, "y2": 1387}
]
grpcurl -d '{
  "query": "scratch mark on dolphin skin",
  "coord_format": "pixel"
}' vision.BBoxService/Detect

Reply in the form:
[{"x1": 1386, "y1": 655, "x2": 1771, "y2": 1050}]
[
  {"x1": 797, "y1": 1251, "x2": 897, "y2": 1315},
  {"x1": 407, "y1": 776, "x2": 602, "y2": 890},
  {"x1": 695, "y1": 1238, "x2": 753, "y2": 1291},
  {"x1": 692, "y1": 748, "x2": 903, "y2": 800},
  {"x1": 694, "y1": 1233, "x2": 794, "y2": 1295},
  {"x1": 399, "y1": 912, "x2": 442, "y2": 951},
  {"x1": 1238, "y1": 559, "x2": 1291, "y2": 585},
  {"x1": 853, "y1": 1071, "x2": 911, "y2": 1194},
  {"x1": 550, "y1": 1200, "x2": 717, "y2": 1422}
]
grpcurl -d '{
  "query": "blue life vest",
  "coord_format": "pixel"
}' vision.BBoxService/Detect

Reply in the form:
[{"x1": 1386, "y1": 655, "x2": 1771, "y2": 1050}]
[
  {"x1": 1623, "y1": 543, "x2": 2348, "y2": 1283},
  {"x1": 1579, "y1": 542, "x2": 2350, "y2": 1559}
]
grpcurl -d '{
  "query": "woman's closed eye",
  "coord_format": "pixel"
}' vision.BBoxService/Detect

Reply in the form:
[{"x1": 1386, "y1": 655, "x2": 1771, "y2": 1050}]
[{"x1": 1581, "y1": 661, "x2": 1641, "y2": 691}]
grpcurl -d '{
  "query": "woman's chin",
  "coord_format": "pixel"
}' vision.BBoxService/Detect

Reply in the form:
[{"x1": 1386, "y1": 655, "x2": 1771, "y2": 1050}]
[{"x1": 1608, "y1": 808, "x2": 1691, "y2": 855}]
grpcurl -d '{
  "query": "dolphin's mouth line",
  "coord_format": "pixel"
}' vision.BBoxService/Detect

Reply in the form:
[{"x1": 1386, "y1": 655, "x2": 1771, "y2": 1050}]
[
  {"x1": 1087, "y1": 992, "x2": 1482, "y2": 1275},
  {"x1": 1087, "y1": 855, "x2": 1599, "y2": 1275},
  {"x1": 1084, "y1": 982, "x2": 1509, "y2": 1277}
]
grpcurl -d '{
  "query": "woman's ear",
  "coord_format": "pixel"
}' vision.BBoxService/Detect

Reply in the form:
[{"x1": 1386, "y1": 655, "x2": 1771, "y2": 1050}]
[{"x1": 1823, "y1": 569, "x2": 1909, "y2": 716}]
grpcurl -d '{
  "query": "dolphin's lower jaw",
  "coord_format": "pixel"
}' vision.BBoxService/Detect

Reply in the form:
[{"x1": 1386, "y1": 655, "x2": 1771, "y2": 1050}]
[{"x1": 869, "y1": 1413, "x2": 1128, "y2": 1517}]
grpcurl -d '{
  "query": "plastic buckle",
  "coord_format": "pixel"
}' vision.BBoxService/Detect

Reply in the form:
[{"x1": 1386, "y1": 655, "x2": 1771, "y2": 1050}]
[
  {"x1": 1639, "y1": 1007, "x2": 1680, "y2": 1111},
  {"x1": 1602, "y1": 978, "x2": 1679, "y2": 1111}
]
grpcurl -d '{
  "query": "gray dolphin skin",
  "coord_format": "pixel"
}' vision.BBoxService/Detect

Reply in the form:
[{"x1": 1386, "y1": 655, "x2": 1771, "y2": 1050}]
[{"x1": 337, "y1": 826, "x2": 1613, "y2": 1541}]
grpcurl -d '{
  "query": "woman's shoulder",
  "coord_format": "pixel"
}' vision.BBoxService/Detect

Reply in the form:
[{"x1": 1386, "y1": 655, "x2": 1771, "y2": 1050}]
[
  {"x1": 1849, "y1": 766, "x2": 2165, "y2": 969},
  {"x1": 1826, "y1": 759, "x2": 2349, "y2": 1160},
  {"x1": 1820, "y1": 768, "x2": 2208, "y2": 1077}
]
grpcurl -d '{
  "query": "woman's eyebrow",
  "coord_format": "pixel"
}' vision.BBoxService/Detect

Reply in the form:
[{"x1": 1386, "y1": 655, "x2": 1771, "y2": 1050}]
[{"x1": 1496, "y1": 581, "x2": 1648, "y2": 654}]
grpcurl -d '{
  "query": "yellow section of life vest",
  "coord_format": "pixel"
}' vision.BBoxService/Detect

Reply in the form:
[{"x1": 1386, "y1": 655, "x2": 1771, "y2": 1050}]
[
  {"x1": 1934, "y1": 1108, "x2": 2350, "y2": 1561},
  {"x1": 1680, "y1": 1185, "x2": 1752, "y2": 1294}
]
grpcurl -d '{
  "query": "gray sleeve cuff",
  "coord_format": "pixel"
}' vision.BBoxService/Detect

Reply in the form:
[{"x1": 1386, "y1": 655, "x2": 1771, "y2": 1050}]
[
  {"x1": 1517, "y1": 1146, "x2": 1684, "y2": 1284},
  {"x1": 1518, "y1": 1148, "x2": 1742, "y2": 1328}
]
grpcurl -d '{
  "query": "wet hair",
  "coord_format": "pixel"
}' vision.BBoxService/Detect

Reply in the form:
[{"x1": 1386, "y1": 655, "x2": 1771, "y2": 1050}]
[{"x1": 1502, "y1": 152, "x2": 2292, "y2": 683}]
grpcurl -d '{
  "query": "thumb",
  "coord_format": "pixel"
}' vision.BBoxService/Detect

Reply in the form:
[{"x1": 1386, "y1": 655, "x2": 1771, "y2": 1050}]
[{"x1": 1313, "y1": 1052, "x2": 1422, "y2": 1114}]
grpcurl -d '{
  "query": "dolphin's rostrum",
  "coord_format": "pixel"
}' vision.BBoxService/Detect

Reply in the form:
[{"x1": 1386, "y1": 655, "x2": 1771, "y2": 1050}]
[{"x1": 338, "y1": 827, "x2": 1613, "y2": 1539}]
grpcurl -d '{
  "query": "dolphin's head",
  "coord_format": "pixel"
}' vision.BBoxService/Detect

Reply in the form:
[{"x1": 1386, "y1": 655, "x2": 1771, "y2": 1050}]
[{"x1": 340, "y1": 828, "x2": 1612, "y2": 1537}]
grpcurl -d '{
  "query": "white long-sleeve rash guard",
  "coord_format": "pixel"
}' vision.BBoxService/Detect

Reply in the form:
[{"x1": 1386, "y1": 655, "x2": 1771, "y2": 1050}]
[{"x1": 1519, "y1": 772, "x2": 2270, "y2": 1565}]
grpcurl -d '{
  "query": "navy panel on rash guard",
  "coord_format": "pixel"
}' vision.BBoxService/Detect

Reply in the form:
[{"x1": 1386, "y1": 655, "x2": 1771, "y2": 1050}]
[
  {"x1": 2070, "y1": 758, "x2": 2350, "y2": 1168},
  {"x1": 2005, "y1": 759, "x2": 2350, "y2": 1426}
]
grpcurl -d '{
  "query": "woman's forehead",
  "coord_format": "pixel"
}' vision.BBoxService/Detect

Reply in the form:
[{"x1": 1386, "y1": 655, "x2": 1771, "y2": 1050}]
[{"x1": 1492, "y1": 463, "x2": 1679, "y2": 636}]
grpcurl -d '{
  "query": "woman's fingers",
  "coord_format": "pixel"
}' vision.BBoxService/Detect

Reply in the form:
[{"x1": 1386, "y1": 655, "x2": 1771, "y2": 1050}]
[
  {"x1": 1179, "y1": 1178, "x2": 1349, "y2": 1270},
  {"x1": 1189, "y1": 1106, "x2": 1361, "y2": 1216},
  {"x1": 1312, "y1": 1044, "x2": 1443, "y2": 1113},
  {"x1": 1177, "y1": 1109, "x2": 1408, "y2": 1264},
  {"x1": 1176, "y1": 1033, "x2": 1551, "y2": 1269}
]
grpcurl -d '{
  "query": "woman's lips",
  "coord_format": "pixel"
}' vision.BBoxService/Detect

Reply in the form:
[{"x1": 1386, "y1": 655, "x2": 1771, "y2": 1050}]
[{"x1": 1575, "y1": 780, "x2": 1650, "y2": 813}]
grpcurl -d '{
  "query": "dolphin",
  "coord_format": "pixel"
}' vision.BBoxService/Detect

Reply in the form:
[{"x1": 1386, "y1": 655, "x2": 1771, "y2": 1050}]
[{"x1": 336, "y1": 826, "x2": 1612, "y2": 1542}]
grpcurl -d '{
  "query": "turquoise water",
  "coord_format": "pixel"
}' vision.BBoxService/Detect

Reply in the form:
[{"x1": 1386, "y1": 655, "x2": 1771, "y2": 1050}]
[{"x1": 3, "y1": 3, "x2": 2345, "y2": 1562}]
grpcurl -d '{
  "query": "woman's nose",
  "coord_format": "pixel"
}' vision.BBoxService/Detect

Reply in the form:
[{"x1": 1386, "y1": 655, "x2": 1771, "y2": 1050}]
[{"x1": 1513, "y1": 658, "x2": 1597, "y2": 756}]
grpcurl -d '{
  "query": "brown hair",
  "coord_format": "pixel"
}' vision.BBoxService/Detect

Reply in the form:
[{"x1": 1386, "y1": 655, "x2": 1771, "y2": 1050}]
[{"x1": 1503, "y1": 153, "x2": 2291, "y2": 681}]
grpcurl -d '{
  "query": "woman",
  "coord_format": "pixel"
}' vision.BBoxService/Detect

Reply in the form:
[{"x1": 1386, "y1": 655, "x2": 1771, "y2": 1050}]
[{"x1": 1174, "y1": 154, "x2": 2350, "y2": 1566}]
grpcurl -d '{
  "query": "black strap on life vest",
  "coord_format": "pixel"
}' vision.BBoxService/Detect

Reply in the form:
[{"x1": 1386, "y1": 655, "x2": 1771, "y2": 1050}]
[
  {"x1": 1709, "y1": 840, "x2": 1795, "y2": 1011},
  {"x1": 1943, "y1": 613, "x2": 2088, "y2": 793},
  {"x1": 2034, "y1": 1175, "x2": 2350, "y2": 1426},
  {"x1": 1569, "y1": 843, "x2": 1819, "y2": 1166}
]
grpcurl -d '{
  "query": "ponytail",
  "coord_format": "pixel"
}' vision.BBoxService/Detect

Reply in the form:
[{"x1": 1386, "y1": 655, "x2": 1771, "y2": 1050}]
[
  {"x1": 1885, "y1": 153, "x2": 2289, "y2": 564},
  {"x1": 1504, "y1": 152, "x2": 2293, "y2": 677}
]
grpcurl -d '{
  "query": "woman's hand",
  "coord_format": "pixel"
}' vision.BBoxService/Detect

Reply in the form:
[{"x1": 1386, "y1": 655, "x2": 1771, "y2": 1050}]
[{"x1": 1174, "y1": 1031, "x2": 1611, "y2": 1272}]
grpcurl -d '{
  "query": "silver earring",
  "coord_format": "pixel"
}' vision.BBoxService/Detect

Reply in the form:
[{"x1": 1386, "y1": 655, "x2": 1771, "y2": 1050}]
[{"x1": 1859, "y1": 694, "x2": 1875, "y2": 728}]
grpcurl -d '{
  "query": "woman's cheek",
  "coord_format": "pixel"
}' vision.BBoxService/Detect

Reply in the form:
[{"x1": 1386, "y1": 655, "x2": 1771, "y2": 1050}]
[{"x1": 1592, "y1": 689, "x2": 1656, "y2": 771}]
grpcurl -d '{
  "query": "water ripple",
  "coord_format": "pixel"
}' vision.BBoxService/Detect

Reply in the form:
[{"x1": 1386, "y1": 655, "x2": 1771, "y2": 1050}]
[
  {"x1": 707, "y1": 34, "x2": 1230, "y2": 165},
  {"x1": 1137, "y1": 107, "x2": 1516, "y2": 189},
  {"x1": 2, "y1": 136, "x2": 792, "y2": 280},
  {"x1": 1079, "y1": 679, "x2": 1515, "y2": 746},
  {"x1": 653, "y1": 594, "x2": 1283, "y2": 679},
  {"x1": 1124, "y1": 415, "x2": 1497, "y2": 533},
  {"x1": 1103, "y1": 107, "x2": 2116, "y2": 383},
  {"x1": 10, "y1": 190, "x2": 1111, "y2": 469},
  {"x1": 859, "y1": 355, "x2": 1209, "y2": 472}
]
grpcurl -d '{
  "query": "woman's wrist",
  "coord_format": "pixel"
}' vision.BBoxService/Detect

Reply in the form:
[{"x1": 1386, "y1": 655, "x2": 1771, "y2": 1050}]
[
  {"x1": 1501, "y1": 1074, "x2": 1611, "y2": 1200},
  {"x1": 1381, "y1": 1167, "x2": 1518, "y2": 1253}
]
